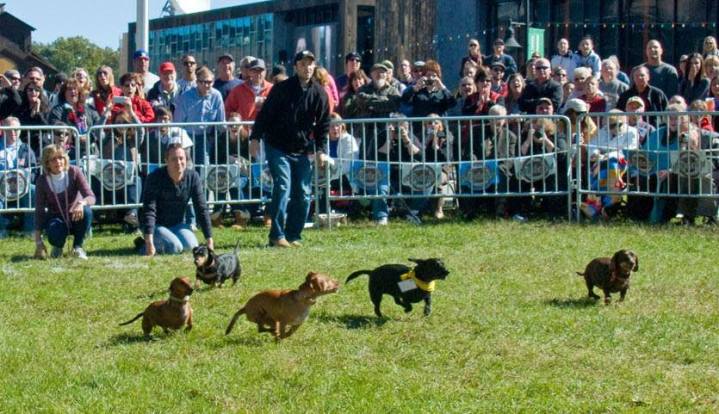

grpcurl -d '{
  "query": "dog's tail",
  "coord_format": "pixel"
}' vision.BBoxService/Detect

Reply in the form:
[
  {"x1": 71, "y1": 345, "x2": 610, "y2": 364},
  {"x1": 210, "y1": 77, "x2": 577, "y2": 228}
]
[
  {"x1": 118, "y1": 312, "x2": 144, "y2": 326},
  {"x1": 346, "y1": 270, "x2": 372, "y2": 284},
  {"x1": 233, "y1": 238, "x2": 241, "y2": 254},
  {"x1": 576, "y1": 272, "x2": 585, "y2": 277},
  {"x1": 225, "y1": 307, "x2": 246, "y2": 335}
]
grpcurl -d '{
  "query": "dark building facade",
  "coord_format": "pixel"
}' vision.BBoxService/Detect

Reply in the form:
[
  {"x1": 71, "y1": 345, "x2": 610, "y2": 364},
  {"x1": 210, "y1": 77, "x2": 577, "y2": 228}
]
[
  {"x1": 0, "y1": 4, "x2": 56, "y2": 78},
  {"x1": 128, "y1": 0, "x2": 718, "y2": 90},
  {"x1": 486, "y1": 0, "x2": 719, "y2": 70},
  {"x1": 128, "y1": 0, "x2": 377, "y2": 75}
]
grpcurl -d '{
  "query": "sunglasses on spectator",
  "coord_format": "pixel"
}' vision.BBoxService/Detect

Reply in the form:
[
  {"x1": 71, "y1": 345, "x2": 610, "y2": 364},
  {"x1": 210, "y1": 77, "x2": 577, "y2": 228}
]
[
  {"x1": 197, "y1": 79, "x2": 213, "y2": 85},
  {"x1": 535, "y1": 66, "x2": 550, "y2": 70},
  {"x1": 460, "y1": 83, "x2": 474, "y2": 87}
]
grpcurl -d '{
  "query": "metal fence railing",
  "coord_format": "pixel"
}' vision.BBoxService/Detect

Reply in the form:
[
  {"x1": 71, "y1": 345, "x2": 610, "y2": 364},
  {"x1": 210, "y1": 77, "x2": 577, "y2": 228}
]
[
  {"x1": 3, "y1": 112, "x2": 719, "y2": 228},
  {"x1": 575, "y1": 111, "x2": 719, "y2": 223},
  {"x1": 318, "y1": 115, "x2": 574, "y2": 224}
]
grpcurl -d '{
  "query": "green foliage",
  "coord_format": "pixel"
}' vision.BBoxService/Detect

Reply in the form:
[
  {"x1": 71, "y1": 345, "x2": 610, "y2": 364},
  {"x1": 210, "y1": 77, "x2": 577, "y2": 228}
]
[
  {"x1": 33, "y1": 36, "x2": 119, "y2": 78},
  {"x1": 1, "y1": 220, "x2": 718, "y2": 411}
]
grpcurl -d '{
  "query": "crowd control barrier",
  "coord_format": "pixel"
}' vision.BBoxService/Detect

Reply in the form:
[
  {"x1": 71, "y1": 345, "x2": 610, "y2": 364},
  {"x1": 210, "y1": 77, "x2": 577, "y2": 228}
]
[{"x1": 575, "y1": 111, "x2": 719, "y2": 222}]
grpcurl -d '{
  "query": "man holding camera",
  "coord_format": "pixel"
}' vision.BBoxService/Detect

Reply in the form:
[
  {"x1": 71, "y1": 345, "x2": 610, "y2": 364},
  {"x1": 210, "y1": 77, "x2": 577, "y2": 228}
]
[{"x1": 401, "y1": 59, "x2": 456, "y2": 118}]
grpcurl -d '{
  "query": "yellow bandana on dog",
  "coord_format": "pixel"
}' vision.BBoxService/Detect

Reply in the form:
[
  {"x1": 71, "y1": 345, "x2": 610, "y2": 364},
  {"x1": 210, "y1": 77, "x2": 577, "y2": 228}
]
[{"x1": 400, "y1": 270, "x2": 436, "y2": 292}]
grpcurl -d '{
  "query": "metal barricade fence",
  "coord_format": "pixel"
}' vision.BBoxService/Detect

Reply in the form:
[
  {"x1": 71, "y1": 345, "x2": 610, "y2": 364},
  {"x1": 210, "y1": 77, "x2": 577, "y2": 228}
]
[
  {"x1": 575, "y1": 111, "x2": 719, "y2": 222},
  {"x1": 0, "y1": 124, "x2": 81, "y2": 213},
  {"x1": 86, "y1": 121, "x2": 269, "y2": 215},
  {"x1": 0, "y1": 117, "x2": 574, "y2": 222},
  {"x1": 318, "y1": 114, "x2": 574, "y2": 225}
]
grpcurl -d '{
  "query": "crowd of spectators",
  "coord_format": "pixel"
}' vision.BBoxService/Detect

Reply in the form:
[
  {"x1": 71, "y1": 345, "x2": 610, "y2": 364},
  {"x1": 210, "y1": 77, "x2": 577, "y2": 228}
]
[{"x1": 2, "y1": 34, "x2": 719, "y2": 254}]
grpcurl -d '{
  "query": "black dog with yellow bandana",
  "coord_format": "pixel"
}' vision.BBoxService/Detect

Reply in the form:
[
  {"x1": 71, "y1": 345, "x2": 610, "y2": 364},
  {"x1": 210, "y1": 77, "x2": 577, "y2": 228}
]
[{"x1": 346, "y1": 258, "x2": 449, "y2": 318}]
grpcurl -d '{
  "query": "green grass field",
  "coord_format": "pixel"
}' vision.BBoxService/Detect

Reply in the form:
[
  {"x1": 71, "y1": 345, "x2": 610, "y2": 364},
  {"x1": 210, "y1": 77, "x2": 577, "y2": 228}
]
[{"x1": 1, "y1": 219, "x2": 718, "y2": 413}]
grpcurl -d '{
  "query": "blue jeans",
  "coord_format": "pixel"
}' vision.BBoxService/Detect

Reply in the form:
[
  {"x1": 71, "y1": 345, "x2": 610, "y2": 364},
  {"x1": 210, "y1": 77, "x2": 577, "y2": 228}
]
[
  {"x1": 266, "y1": 144, "x2": 312, "y2": 242},
  {"x1": 140, "y1": 223, "x2": 198, "y2": 255},
  {"x1": 0, "y1": 186, "x2": 35, "y2": 236},
  {"x1": 45, "y1": 205, "x2": 93, "y2": 248},
  {"x1": 371, "y1": 184, "x2": 427, "y2": 220}
]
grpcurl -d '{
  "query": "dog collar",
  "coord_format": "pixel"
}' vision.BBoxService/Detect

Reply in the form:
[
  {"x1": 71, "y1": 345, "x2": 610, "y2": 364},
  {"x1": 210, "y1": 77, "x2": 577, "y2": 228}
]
[
  {"x1": 168, "y1": 294, "x2": 190, "y2": 303},
  {"x1": 400, "y1": 270, "x2": 435, "y2": 292}
]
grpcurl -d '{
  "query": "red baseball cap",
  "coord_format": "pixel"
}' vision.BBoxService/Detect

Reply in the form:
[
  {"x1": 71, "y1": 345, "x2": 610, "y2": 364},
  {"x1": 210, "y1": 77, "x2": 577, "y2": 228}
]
[{"x1": 159, "y1": 62, "x2": 176, "y2": 73}]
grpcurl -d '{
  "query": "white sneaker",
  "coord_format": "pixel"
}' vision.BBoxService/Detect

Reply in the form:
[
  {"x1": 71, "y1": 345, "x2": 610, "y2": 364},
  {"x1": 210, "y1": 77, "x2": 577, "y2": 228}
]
[
  {"x1": 375, "y1": 217, "x2": 388, "y2": 226},
  {"x1": 72, "y1": 247, "x2": 88, "y2": 260}
]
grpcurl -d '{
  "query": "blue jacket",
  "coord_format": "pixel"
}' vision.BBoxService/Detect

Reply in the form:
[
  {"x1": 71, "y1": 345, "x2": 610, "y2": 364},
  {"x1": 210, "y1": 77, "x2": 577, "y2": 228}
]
[{"x1": 573, "y1": 51, "x2": 601, "y2": 78}]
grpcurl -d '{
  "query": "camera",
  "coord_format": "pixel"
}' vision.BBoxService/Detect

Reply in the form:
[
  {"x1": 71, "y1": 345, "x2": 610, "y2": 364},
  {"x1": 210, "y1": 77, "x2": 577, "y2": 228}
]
[{"x1": 112, "y1": 96, "x2": 126, "y2": 104}]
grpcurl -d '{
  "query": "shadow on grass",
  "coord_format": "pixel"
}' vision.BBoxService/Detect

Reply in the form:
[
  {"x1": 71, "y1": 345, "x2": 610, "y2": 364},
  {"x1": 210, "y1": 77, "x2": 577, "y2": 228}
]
[
  {"x1": 9, "y1": 255, "x2": 34, "y2": 263},
  {"x1": 220, "y1": 335, "x2": 270, "y2": 347},
  {"x1": 314, "y1": 312, "x2": 387, "y2": 329},
  {"x1": 106, "y1": 333, "x2": 152, "y2": 345},
  {"x1": 89, "y1": 246, "x2": 140, "y2": 257},
  {"x1": 545, "y1": 297, "x2": 598, "y2": 309}
]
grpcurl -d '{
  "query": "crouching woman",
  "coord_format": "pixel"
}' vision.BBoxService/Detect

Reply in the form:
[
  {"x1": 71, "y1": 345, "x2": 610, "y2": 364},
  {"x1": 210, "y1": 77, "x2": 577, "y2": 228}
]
[{"x1": 34, "y1": 144, "x2": 95, "y2": 259}]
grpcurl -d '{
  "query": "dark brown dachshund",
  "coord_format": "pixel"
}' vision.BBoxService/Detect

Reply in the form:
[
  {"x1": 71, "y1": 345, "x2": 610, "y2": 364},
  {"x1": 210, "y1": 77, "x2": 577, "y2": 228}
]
[
  {"x1": 577, "y1": 250, "x2": 639, "y2": 304},
  {"x1": 225, "y1": 272, "x2": 339, "y2": 341},
  {"x1": 119, "y1": 277, "x2": 194, "y2": 338}
]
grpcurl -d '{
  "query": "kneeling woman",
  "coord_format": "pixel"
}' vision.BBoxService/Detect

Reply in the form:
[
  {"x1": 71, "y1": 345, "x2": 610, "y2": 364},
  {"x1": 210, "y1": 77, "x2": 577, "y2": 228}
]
[{"x1": 34, "y1": 144, "x2": 95, "y2": 259}]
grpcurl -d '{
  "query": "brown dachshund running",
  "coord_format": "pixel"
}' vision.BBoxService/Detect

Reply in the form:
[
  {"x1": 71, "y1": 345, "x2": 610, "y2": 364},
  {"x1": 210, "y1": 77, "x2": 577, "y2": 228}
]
[
  {"x1": 225, "y1": 272, "x2": 339, "y2": 341},
  {"x1": 119, "y1": 277, "x2": 194, "y2": 339},
  {"x1": 577, "y1": 250, "x2": 639, "y2": 304}
]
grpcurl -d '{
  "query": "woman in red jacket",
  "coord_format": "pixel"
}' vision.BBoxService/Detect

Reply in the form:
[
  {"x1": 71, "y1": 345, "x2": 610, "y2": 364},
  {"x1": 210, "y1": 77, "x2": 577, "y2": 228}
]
[
  {"x1": 111, "y1": 73, "x2": 154, "y2": 123},
  {"x1": 91, "y1": 65, "x2": 122, "y2": 117}
]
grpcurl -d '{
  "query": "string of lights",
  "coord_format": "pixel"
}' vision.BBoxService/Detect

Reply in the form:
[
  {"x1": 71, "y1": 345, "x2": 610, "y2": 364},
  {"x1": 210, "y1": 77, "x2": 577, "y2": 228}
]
[{"x1": 329, "y1": 22, "x2": 718, "y2": 59}]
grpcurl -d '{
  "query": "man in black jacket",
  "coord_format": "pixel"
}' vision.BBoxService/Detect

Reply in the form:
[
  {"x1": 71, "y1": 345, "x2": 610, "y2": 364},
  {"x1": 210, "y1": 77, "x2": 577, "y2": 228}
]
[
  {"x1": 249, "y1": 50, "x2": 330, "y2": 247},
  {"x1": 616, "y1": 66, "x2": 668, "y2": 119},
  {"x1": 518, "y1": 58, "x2": 563, "y2": 113}
]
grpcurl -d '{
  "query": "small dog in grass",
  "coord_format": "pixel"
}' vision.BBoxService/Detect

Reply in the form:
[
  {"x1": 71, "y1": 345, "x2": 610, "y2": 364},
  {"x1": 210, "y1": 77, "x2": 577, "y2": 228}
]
[
  {"x1": 345, "y1": 258, "x2": 449, "y2": 318},
  {"x1": 119, "y1": 277, "x2": 193, "y2": 339},
  {"x1": 225, "y1": 272, "x2": 339, "y2": 341},
  {"x1": 192, "y1": 239, "x2": 241, "y2": 288},
  {"x1": 577, "y1": 250, "x2": 639, "y2": 304}
]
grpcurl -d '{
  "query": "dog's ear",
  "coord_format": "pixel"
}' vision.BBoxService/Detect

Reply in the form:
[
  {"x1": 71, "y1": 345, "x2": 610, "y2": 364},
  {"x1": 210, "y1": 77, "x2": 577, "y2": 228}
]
[
  {"x1": 408, "y1": 258, "x2": 422, "y2": 264},
  {"x1": 306, "y1": 271, "x2": 317, "y2": 281}
]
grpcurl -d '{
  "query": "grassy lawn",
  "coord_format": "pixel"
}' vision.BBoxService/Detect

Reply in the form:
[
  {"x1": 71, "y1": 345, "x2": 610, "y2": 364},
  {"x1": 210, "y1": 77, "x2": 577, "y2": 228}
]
[{"x1": 1, "y1": 219, "x2": 718, "y2": 412}]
